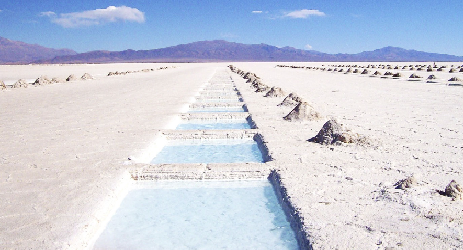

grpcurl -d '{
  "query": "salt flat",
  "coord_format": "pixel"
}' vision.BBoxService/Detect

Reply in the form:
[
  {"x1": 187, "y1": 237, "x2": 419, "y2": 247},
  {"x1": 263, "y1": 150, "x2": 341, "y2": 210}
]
[
  {"x1": 231, "y1": 62, "x2": 463, "y2": 249},
  {"x1": 0, "y1": 63, "x2": 216, "y2": 248},
  {"x1": 1, "y1": 62, "x2": 462, "y2": 249}
]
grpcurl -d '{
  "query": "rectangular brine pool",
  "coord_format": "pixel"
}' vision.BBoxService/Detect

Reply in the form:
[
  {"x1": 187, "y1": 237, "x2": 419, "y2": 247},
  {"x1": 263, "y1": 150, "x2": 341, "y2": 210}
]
[
  {"x1": 199, "y1": 91, "x2": 241, "y2": 97},
  {"x1": 195, "y1": 97, "x2": 244, "y2": 103},
  {"x1": 188, "y1": 104, "x2": 248, "y2": 113},
  {"x1": 92, "y1": 180, "x2": 299, "y2": 250},
  {"x1": 150, "y1": 137, "x2": 268, "y2": 164},
  {"x1": 176, "y1": 118, "x2": 255, "y2": 130}
]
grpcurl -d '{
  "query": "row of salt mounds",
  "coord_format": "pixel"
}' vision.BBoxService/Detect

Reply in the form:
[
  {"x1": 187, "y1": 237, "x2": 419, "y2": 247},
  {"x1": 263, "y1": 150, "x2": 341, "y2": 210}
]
[
  {"x1": 32, "y1": 75, "x2": 66, "y2": 86},
  {"x1": 284, "y1": 102, "x2": 322, "y2": 122},
  {"x1": 308, "y1": 119, "x2": 372, "y2": 146},
  {"x1": 394, "y1": 176, "x2": 462, "y2": 201},
  {"x1": 4, "y1": 73, "x2": 94, "y2": 90},
  {"x1": 278, "y1": 92, "x2": 303, "y2": 107},
  {"x1": 13, "y1": 79, "x2": 29, "y2": 88},
  {"x1": 228, "y1": 65, "x2": 271, "y2": 93},
  {"x1": 107, "y1": 67, "x2": 171, "y2": 76}
]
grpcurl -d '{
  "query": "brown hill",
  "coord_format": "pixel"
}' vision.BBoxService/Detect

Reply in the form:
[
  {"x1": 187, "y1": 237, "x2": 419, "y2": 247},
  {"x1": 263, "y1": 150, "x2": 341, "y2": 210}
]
[
  {"x1": 42, "y1": 41, "x2": 463, "y2": 63},
  {"x1": 0, "y1": 37, "x2": 76, "y2": 64}
]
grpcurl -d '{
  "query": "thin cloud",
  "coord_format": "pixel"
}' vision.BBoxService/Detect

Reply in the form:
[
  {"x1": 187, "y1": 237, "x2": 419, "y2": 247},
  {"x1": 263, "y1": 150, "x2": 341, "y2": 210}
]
[
  {"x1": 40, "y1": 11, "x2": 56, "y2": 17},
  {"x1": 305, "y1": 44, "x2": 313, "y2": 50},
  {"x1": 43, "y1": 6, "x2": 145, "y2": 28},
  {"x1": 285, "y1": 9, "x2": 325, "y2": 19},
  {"x1": 252, "y1": 11, "x2": 263, "y2": 14}
]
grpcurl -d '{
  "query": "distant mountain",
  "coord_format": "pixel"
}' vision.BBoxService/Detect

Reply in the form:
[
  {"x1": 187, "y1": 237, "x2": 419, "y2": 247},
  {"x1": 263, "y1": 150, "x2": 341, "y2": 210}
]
[
  {"x1": 42, "y1": 41, "x2": 463, "y2": 63},
  {"x1": 38, "y1": 40, "x2": 337, "y2": 63},
  {"x1": 2, "y1": 38, "x2": 461, "y2": 64},
  {"x1": 347, "y1": 46, "x2": 463, "y2": 62},
  {"x1": 0, "y1": 37, "x2": 76, "y2": 64}
]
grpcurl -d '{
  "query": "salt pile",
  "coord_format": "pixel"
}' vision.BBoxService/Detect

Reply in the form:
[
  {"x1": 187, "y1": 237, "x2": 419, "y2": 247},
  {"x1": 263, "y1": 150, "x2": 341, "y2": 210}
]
[
  {"x1": 265, "y1": 87, "x2": 286, "y2": 98},
  {"x1": 278, "y1": 92, "x2": 303, "y2": 107},
  {"x1": 283, "y1": 102, "x2": 322, "y2": 122}
]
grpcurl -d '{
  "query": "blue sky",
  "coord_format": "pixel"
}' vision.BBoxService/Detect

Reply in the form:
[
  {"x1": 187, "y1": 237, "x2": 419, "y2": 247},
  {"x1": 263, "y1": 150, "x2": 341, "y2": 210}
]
[{"x1": 1, "y1": 0, "x2": 462, "y2": 55}]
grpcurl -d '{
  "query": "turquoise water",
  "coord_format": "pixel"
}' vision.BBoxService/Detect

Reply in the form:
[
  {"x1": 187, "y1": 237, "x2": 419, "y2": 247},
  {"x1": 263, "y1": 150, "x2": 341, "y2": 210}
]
[
  {"x1": 150, "y1": 139, "x2": 265, "y2": 164},
  {"x1": 176, "y1": 120, "x2": 252, "y2": 130},
  {"x1": 93, "y1": 180, "x2": 298, "y2": 250}
]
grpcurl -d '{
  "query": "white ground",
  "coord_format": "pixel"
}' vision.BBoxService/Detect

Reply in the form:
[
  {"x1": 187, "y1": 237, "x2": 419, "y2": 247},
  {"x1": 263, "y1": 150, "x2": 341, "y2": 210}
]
[{"x1": 1, "y1": 62, "x2": 462, "y2": 249}]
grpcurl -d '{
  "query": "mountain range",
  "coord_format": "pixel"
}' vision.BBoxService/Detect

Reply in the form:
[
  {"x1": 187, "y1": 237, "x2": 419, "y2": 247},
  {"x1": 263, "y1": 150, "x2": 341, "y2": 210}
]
[
  {"x1": 0, "y1": 37, "x2": 76, "y2": 64},
  {"x1": 0, "y1": 37, "x2": 462, "y2": 64}
]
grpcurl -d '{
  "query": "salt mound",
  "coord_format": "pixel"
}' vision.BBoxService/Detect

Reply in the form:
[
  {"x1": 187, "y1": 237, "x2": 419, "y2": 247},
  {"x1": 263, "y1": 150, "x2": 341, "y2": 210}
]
[
  {"x1": 361, "y1": 69, "x2": 369, "y2": 74},
  {"x1": 283, "y1": 102, "x2": 322, "y2": 122},
  {"x1": 308, "y1": 119, "x2": 368, "y2": 145},
  {"x1": 392, "y1": 73, "x2": 402, "y2": 78},
  {"x1": 33, "y1": 76, "x2": 51, "y2": 86},
  {"x1": 51, "y1": 78, "x2": 65, "y2": 84},
  {"x1": 66, "y1": 75, "x2": 77, "y2": 81},
  {"x1": 1, "y1": 80, "x2": 6, "y2": 90},
  {"x1": 373, "y1": 71, "x2": 382, "y2": 75},
  {"x1": 384, "y1": 71, "x2": 393, "y2": 75},
  {"x1": 449, "y1": 68, "x2": 456, "y2": 73},
  {"x1": 409, "y1": 73, "x2": 422, "y2": 79},
  {"x1": 13, "y1": 79, "x2": 28, "y2": 88},
  {"x1": 448, "y1": 77, "x2": 462, "y2": 82},
  {"x1": 278, "y1": 92, "x2": 303, "y2": 107},
  {"x1": 444, "y1": 180, "x2": 462, "y2": 200},
  {"x1": 265, "y1": 87, "x2": 286, "y2": 98},
  {"x1": 81, "y1": 73, "x2": 94, "y2": 80},
  {"x1": 250, "y1": 79, "x2": 263, "y2": 89},
  {"x1": 255, "y1": 84, "x2": 269, "y2": 93},
  {"x1": 395, "y1": 176, "x2": 417, "y2": 189}
]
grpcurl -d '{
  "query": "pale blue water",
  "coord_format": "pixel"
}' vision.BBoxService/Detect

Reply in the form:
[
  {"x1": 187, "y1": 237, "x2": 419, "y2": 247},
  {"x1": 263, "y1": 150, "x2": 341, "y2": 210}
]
[
  {"x1": 150, "y1": 139, "x2": 264, "y2": 164},
  {"x1": 195, "y1": 98, "x2": 243, "y2": 103},
  {"x1": 188, "y1": 106, "x2": 247, "y2": 112},
  {"x1": 176, "y1": 120, "x2": 252, "y2": 130},
  {"x1": 93, "y1": 180, "x2": 299, "y2": 250}
]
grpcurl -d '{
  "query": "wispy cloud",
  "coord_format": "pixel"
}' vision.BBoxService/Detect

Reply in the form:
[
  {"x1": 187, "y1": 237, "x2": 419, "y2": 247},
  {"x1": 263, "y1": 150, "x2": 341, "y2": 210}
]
[
  {"x1": 252, "y1": 11, "x2": 263, "y2": 14},
  {"x1": 42, "y1": 6, "x2": 145, "y2": 28},
  {"x1": 285, "y1": 9, "x2": 325, "y2": 19},
  {"x1": 305, "y1": 44, "x2": 313, "y2": 50},
  {"x1": 40, "y1": 11, "x2": 56, "y2": 17}
]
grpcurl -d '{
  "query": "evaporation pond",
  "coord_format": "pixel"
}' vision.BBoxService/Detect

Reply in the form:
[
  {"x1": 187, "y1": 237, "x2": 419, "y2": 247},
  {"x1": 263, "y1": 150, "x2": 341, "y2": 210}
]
[
  {"x1": 150, "y1": 139, "x2": 264, "y2": 164},
  {"x1": 92, "y1": 180, "x2": 298, "y2": 250},
  {"x1": 195, "y1": 98, "x2": 243, "y2": 103},
  {"x1": 188, "y1": 106, "x2": 246, "y2": 112},
  {"x1": 176, "y1": 119, "x2": 252, "y2": 130}
]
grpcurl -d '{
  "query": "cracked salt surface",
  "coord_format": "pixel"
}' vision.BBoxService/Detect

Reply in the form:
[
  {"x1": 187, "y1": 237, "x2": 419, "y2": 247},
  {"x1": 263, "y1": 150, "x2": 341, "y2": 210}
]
[{"x1": 93, "y1": 180, "x2": 298, "y2": 250}]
